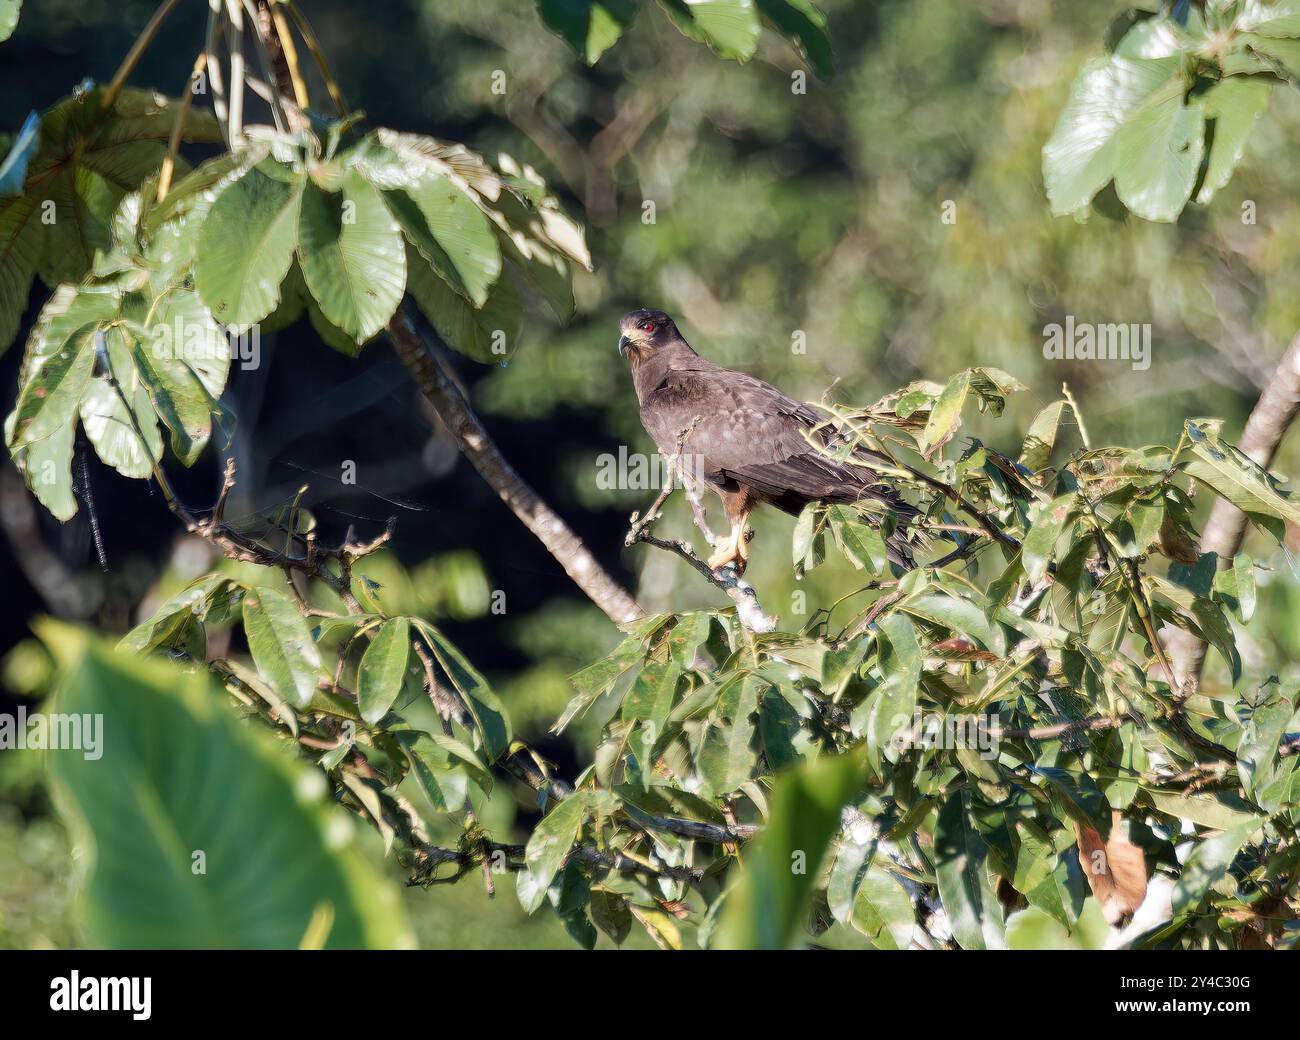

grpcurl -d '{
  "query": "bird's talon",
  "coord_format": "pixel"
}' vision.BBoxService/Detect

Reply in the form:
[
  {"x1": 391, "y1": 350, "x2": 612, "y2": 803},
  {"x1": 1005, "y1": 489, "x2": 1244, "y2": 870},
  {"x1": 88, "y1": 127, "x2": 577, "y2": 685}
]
[{"x1": 707, "y1": 548, "x2": 747, "y2": 576}]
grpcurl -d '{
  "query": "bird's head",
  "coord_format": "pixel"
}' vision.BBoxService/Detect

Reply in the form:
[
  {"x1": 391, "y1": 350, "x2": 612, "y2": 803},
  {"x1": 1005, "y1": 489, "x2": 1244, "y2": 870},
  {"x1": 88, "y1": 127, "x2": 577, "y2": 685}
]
[{"x1": 618, "y1": 308, "x2": 680, "y2": 363}]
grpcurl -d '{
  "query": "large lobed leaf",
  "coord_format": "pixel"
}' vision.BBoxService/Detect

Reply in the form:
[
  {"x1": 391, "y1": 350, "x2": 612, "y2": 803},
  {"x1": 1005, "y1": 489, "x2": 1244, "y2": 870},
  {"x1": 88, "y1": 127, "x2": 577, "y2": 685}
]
[
  {"x1": 0, "y1": 87, "x2": 221, "y2": 353},
  {"x1": 41, "y1": 622, "x2": 413, "y2": 949},
  {"x1": 1044, "y1": 7, "x2": 1283, "y2": 222}
]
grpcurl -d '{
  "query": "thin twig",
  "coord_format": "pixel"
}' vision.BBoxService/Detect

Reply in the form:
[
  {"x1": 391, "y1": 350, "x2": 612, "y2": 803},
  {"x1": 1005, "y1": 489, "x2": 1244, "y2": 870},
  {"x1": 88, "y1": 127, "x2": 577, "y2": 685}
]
[
  {"x1": 269, "y1": 0, "x2": 310, "y2": 110},
  {"x1": 284, "y1": 0, "x2": 349, "y2": 115},
  {"x1": 103, "y1": 0, "x2": 183, "y2": 110},
  {"x1": 632, "y1": 527, "x2": 777, "y2": 633},
  {"x1": 225, "y1": 0, "x2": 247, "y2": 143},
  {"x1": 205, "y1": 1, "x2": 230, "y2": 137},
  {"x1": 241, "y1": 0, "x2": 289, "y2": 132},
  {"x1": 157, "y1": 51, "x2": 210, "y2": 203}
]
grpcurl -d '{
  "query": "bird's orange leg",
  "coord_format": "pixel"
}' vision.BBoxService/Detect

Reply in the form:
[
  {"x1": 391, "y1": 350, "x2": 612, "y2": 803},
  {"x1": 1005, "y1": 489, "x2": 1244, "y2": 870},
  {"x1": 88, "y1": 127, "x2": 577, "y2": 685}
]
[{"x1": 708, "y1": 510, "x2": 751, "y2": 576}]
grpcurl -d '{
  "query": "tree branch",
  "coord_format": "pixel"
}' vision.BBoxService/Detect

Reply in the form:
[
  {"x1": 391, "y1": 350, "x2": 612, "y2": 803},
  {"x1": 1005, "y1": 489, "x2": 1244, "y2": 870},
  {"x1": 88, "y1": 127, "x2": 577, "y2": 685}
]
[
  {"x1": 386, "y1": 307, "x2": 644, "y2": 625},
  {"x1": 1167, "y1": 330, "x2": 1300, "y2": 690},
  {"x1": 241, "y1": 13, "x2": 644, "y2": 629},
  {"x1": 626, "y1": 509, "x2": 778, "y2": 634},
  {"x1": 161, "y1": 457, "x2": 392, "y2": 608}
]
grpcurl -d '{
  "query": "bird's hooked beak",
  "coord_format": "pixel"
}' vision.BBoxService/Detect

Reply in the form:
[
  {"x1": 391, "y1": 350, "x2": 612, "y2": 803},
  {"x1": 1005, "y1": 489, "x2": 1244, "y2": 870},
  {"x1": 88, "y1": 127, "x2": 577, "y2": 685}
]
[{"x1": 618, "y1": 334, "x2": 631, "y2": 357}]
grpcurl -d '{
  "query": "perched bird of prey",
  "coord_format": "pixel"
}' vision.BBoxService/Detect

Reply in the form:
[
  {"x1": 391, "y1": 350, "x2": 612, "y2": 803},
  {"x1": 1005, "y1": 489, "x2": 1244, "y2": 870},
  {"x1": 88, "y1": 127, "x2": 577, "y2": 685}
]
[{"x1": 618, "y1": 308, "x2": 918, "y2": 575}]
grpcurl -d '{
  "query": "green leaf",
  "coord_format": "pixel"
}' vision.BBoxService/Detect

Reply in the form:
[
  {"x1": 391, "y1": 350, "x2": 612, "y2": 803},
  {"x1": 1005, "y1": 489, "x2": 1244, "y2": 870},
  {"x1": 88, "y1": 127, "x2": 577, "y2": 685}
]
[
  {"x1": 697, "y1": 672, "x2": 759, "y2": 795},
  {"x1": 406, "y1": 243, "x2": 521, "y2": 363},
  {"x1": 1006, "y1": 900, "x2": 1108, "y2": 950},
  {"x1": 196, "y1": 163, "x2": 303, "y2": 327},
  {"x1": 589, "y1": 889, "x2": 632, "y2": 944},
  {"x1": 821, "y1": 636, "x2": 870, "y2": 698},
  {"x1": 1012, "y1": 822, "x2": 1075, "y2": 927},
  {"x1": 1043, "y1": 55, "x2": 1182, "y2": 218},
  {"x1": 143, "y1": 146, "x2": 266, "y2": 241},
  {"x1": 1237, "y1": 678, "x2": 1298, "y2": 807},
  {"x1": 1120, "y1": 494, "x2": 1164, "y2": 557},
  {"x1": 1191, "y1": 595, "x2": 1241, "y2": 683},
  {"x1": 8, "y1": 285, "x2": 118, "y2": 447},
  {"x1": 827, "y1": 839, "x2": 870, "y2": 925},
  {"x1": 1182, "y1": 418, "x2": 1300, "y2": 528},
  {"x1": 415, "y1": 619, "x2": 512, "y2": 762},
  {"x1": 827, "y1": 504, "x2": 888, "y2": 573},
  {"x1": 298, "y1": 172, "x2": 406, "y2": 343},
  {"x1": 755, "y1": 0, "x2": 832, "y2": 78},
  {"x1": 120, "y1": 575, "x2": 240, "y2": 654},
  {"x1": 0, "y1": 191, "x2": 41, "y2": 353},
  {"x1": 521, "y1": 794, "x2": 589, "y2": 914},
  {"x1": 1023, "y1": 494, "x2": 1075, "y2": 584},
  {"x1": 21, "y1": 87, "x2": 221, "y2": 288},
  {"x1": 40, "y1": 622, "x2": 412, "y2": 948},
  {"x1": 135, "y1": 289, "x2": 230, "y2": 465},
  {"x1": 622, "y1": 657, "x2": 680, "y2": 763},
  {"x1": 934, "y1": 790, "x2": 1005, "y2": 949},
  {"x1": 357, "y1": 617, "x2": 412, "y2": 724},
  {"x1": 657, "y1": 0, "x2": 762, "y2": 62},
  {"x1": 921, "y1": 369, "x2": 970, "y2": 455},
  {"x1": 850, "y1": 864, "x2": 914, "y2": 949},
  {"x1": 4, "y1": 410, "x2": 76, "y2": 519},
  {"x1": 1238, "y1": 0, "x2": 1300, "y2": 38},
  {"x1": 792, "y1": 501, "x2": 826, "y2": 577},
  {"x1": 1112, "y1": 84, "x2": 1204, "y2": 222},
  {"x1": 758, "y1": 678, "x2": 812, "y2": 771},
  {"x1": 242, "y1": 585, "x2": 322, "y2": 708},
  {"x1": 1106, "y1": 724, "x2": 1147, "y2": 810},
  {"x1": 79, "y1": 327, "x2": 163, "y2": 479},
  {"x1": 385, "y1": 173, "x2": 500, "y2": 307},
  {"x1": 1172, "y1": 823, "x2": 1258, "y2": 916},
  {"x1": 1147, "y1": 789, "x2": 1262, "y2": 831},
  {"x1": 395, "y1": 731, "x2": 471, "y2": 811},
  {"x1": 1196, "y1": 77, "x2": 1272, "y2": 204},
  {"x1": 537, "y1": 0, "x2": 637, "y2": 65},
  {"x1": 666, "y1": 611, "x2": 712, "y2": 667},
  {"x1": 901, "y1": 592, "x2": 997, "y2": 649},
  {"x1": 1233, "y1": 552, "x2": 1257, "y2": 622},
  {"x1": 569, "y1": 633, "x2": 646, "y2": 698},
  {"x1": 855, "y1": 614, "x2": 919, "y2": 762},
  {"x1": 488, "y1": 193, "x2": 576, "y2": 320},
  {"x1": 713, "y1": 746, "x2": 865, "y2": 949},
  {"x1": 1019, "y1": 399, "x2": 1070, "y2": 472},
  {"x1": 1031, "y1": 765, "x2": 1110, "y2": 834},
  {"x1": 1240, "y1": 28, "x2": 1300, "y2": 74},
  {"x1": 0, "y1": 0, "x2": 20, "y2": 42}
]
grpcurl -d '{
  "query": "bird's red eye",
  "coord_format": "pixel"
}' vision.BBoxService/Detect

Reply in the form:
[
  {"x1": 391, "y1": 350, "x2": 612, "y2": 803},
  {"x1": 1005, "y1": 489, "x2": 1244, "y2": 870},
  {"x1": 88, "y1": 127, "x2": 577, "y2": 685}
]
[{"x1": 641, "y1": 321, "x2": 655, "y2": 332}]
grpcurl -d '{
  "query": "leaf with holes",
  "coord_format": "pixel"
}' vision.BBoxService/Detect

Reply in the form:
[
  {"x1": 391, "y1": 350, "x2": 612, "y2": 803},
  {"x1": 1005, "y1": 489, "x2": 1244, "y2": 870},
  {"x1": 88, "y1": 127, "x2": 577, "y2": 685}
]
[
  {"x1": 8, "y1": 285, "x2": 118, "y2": 448},
  {"x1": 298, "y1": 172, "x2": 406, "y2": 343},
  {"x1": 384, "y1": 174, "x2": 499, "y2": 308},
  {"x1": 197, "y1": 162, "x2": 304, "y2": 328}
]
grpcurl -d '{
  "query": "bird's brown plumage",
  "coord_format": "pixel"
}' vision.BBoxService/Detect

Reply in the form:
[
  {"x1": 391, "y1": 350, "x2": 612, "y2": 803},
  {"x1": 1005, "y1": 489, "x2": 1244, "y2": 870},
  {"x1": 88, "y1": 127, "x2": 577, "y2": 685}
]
[{"x1": 619, "y1": 308, "x2": 917, "y2": 572}]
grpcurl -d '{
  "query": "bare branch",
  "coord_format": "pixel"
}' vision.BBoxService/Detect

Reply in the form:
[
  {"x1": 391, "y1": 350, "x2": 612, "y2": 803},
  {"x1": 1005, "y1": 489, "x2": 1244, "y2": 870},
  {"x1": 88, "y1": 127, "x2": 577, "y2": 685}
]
[
  {"x1": 629, "y1": 523, "x2": 777, "y2": 633},
  {"x1": 386, "y1": 307, "x2": 644, "y2": 626},
  {"x1": 1167, "y1": 329, "x2": 1300, "y2": 690}
]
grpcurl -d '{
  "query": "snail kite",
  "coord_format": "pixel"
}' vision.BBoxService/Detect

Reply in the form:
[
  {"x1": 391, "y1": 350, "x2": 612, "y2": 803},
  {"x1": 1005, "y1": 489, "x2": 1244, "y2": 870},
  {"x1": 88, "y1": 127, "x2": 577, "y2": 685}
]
[{"x1": 619, "y1": 308, "x2": 917, "y2": 575}]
